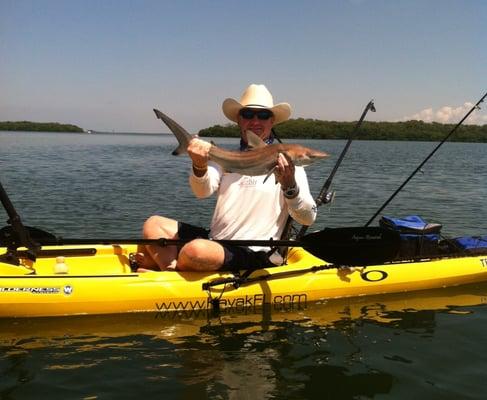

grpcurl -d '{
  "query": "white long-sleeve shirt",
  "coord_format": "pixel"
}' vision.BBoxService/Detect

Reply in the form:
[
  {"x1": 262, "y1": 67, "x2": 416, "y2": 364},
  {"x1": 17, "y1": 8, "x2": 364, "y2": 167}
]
[{"x1": 189, "y1": 161, "x2": 317, "y2": 244}]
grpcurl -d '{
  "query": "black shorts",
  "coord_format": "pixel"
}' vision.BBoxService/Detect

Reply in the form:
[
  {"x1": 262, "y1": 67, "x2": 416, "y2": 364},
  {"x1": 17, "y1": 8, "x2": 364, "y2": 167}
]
[{"x1": 177, "y1": 222, "x2": 274, "y2": 271}]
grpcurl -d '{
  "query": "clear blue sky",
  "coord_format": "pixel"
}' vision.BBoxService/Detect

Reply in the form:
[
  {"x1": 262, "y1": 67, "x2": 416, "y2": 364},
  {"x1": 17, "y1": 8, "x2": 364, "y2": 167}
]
[{"x1": 1, "y1": 0, "x2": 486, "y2": 132}]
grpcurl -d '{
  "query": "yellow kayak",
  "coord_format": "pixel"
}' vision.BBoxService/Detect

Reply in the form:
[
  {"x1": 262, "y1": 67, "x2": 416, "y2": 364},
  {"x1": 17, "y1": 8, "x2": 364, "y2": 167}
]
[{"x1": 1, "y1": 243, "x2": 487, "y2": 318}]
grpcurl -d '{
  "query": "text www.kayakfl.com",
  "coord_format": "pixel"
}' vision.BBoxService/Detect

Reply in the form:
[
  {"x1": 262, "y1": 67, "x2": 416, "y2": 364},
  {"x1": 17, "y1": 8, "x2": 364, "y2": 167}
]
[{"x1": 155, "y1": 293, "x2": 307, "y2": 312}]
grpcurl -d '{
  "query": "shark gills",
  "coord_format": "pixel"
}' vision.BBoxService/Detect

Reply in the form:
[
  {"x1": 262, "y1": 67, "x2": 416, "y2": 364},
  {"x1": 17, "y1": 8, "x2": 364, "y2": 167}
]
[{"x1": 153, "y1": 108, "x2": 328, "y2": 176}]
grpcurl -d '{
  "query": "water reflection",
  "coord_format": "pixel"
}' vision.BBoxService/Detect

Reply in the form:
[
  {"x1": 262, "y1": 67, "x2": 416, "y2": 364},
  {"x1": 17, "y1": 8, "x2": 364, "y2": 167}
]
[{"x1": 1, "y1": 283, "x2": 487, "y2": 398}]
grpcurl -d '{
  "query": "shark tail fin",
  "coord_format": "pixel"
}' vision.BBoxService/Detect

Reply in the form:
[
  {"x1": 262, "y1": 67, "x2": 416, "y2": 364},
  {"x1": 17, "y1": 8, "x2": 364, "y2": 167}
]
[
  {"x1": 171, "y1": 145, "x2": 187, "y2": 156},
  {"x1": 153, "y1": 108, "x2": 195, "y2": 156}
]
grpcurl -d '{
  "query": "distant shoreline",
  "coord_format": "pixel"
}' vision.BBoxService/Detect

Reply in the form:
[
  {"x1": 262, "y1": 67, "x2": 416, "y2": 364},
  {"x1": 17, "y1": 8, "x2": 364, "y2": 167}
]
[
  {"x1": 2, "y1": 119, "x2": 486, "y2": 142},
  {"x1": 0, "y1": 121, "x2": 83, "y2": 133},
  {"x1": 198, "y1": 119, "x2": 487, "y2": 143}
]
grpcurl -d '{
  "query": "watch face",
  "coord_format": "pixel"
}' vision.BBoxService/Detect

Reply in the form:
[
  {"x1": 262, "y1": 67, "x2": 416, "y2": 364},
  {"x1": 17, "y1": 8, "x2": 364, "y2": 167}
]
[{"x1": 285, "y1": 187, "x2": 298, "y2": 197}]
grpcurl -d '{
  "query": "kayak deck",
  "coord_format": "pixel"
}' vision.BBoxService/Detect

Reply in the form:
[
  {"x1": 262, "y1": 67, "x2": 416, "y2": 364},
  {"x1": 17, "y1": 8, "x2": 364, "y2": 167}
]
[{"x1": 1, "y1": 244, "x2": 487, "y2": 318}]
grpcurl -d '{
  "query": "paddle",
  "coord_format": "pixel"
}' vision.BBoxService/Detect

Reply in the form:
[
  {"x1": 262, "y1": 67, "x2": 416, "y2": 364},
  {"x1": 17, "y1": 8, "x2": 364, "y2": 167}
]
[
  {"x1": 1, "y1": 177, "x2": 400, "y2": 267},
  {"x1": 1, "y1": 225, "x2": 401, "y2": 266}
]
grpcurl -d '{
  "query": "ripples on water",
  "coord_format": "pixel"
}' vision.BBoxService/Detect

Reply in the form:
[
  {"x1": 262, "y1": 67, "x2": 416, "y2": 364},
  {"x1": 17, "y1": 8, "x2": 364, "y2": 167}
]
[
  {"x1": 2, "y1": 289, "x2": 487, "y2": 399},
  {"x1": 1, "y1": 132, "x2": 487, "y2": 399},
  {"x1": 1, "y1": 132, "x2": 485, "y2": 236}
]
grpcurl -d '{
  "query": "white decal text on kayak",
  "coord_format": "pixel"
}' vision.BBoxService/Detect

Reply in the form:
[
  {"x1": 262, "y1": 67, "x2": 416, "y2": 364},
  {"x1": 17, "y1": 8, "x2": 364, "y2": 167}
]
[{"x1": 0, "y1": 286, "x2": 61, "y2": 294}]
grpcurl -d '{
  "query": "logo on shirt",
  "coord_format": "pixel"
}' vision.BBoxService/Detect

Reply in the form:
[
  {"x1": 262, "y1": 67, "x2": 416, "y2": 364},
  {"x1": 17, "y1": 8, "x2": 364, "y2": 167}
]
[{"x1": 239, "y1": 176, "x2": 260, "y2": 187}]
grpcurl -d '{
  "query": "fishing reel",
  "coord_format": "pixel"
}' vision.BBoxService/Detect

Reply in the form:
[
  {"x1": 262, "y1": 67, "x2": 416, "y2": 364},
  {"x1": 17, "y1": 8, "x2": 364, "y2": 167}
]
[
  {"x1": 317, "y1": 190, "x2": 336, "y2": 206},
  {"x1": 323, "y1": 191, "x2": 336, "y2": 204}
]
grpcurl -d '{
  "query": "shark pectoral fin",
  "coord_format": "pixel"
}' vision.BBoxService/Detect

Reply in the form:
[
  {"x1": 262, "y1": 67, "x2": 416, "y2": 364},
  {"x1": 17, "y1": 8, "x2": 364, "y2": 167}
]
[
  {"x1": 246, "y1": 131, "x2": 267, "y2": 149},
  {"x1": 281, "y1": 151, "x2": 293, "y2": 164}
]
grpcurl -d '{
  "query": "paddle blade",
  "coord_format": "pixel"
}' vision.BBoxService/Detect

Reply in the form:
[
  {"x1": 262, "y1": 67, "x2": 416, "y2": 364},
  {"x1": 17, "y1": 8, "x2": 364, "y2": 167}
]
[{"x1": 302, "y1": 227, "x2": 400, "y2": 266}]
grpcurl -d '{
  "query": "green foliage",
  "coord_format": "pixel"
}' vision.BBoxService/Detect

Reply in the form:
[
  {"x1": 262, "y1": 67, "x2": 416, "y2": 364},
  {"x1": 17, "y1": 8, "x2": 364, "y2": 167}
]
[
  {"x1": 198, "y1": 123, "x2": 240, "y2": 138},
  {"x1": 199, "y1": 119, "x2": 487, "y2": 142},
  {"x1": 0, "y1": 121, "x2": 84, "y2": 133}
]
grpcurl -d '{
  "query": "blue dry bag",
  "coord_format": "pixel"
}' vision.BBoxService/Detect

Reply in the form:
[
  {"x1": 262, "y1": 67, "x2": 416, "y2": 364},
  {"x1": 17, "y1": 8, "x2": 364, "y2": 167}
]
[
  {"x1": 379, "y1": 215, "x2": 442, "y2": 260},
  {"x1": 450, "y1": 236, "x2": 487, "y2": 255}
]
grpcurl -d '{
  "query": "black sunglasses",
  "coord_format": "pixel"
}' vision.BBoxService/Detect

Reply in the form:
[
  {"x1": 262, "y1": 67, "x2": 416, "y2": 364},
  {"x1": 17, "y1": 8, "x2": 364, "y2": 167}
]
[{"x1": 239, "y1": 108, "x2": 274, "y2": 120}]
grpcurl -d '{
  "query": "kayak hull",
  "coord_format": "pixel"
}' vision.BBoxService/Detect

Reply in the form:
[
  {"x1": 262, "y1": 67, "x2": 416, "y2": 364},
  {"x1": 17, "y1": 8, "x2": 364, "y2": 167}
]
[{"x1": 1, "y1": 244, "x2": 487, "y2": 318}]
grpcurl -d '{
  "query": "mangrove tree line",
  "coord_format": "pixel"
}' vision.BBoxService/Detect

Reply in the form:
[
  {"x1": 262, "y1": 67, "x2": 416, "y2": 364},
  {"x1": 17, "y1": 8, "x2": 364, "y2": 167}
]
[
  {"x1": 198, "y1": 119, "x2": 487, "y2": 142},
  {"x1": 0, "y1": 121, "x2": 84, "y2": 132}
]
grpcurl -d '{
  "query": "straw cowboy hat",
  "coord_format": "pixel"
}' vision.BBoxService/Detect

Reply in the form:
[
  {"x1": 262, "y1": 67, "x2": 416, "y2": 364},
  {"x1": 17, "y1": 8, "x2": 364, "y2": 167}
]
[{"x1": 222, "y1": 84, "x2": 292, "y2": 125}]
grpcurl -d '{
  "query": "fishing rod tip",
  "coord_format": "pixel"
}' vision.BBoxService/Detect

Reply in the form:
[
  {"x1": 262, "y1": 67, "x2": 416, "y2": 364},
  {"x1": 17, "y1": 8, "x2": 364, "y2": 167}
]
[{"x1": 368, "y1": 100, "x2": 376, "y2": 112}]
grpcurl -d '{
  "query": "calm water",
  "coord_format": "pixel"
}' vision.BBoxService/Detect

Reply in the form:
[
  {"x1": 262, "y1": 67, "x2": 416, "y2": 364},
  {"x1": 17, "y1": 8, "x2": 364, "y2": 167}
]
[{"x1": 1, "y1": 131, "x2": 487, "y2": 399}]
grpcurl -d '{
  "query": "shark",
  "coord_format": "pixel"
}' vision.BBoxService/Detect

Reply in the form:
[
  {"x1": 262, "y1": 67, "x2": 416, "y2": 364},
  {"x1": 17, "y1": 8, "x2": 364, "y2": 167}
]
[{"x1": 153, "y1": 108, "x2": 328, "y2": 176}]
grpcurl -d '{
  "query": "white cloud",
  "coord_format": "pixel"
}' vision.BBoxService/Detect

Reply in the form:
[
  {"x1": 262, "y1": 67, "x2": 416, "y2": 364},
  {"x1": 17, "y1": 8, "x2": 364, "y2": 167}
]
[{"x1": 402, "y1": 102, "x2": 487, "y2": 125}]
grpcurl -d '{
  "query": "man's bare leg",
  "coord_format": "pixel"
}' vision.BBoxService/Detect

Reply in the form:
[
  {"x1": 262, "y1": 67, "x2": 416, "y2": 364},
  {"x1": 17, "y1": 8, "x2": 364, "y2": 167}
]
[
  {"x1": 177, "y1": 239, "x2": 225, "y2": 271},
  {"x1": 140, "y1": 215, "x2": 180, "y2": 270}
]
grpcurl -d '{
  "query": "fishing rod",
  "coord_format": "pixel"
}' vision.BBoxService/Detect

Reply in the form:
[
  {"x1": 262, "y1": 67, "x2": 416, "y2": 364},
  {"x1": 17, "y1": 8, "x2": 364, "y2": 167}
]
[
  {"x1": 296, "y1": 99, "x2": 376, "y2": 238},
  {"x1": 365, "y1": 91, "x2": 487, "y2": 227}
]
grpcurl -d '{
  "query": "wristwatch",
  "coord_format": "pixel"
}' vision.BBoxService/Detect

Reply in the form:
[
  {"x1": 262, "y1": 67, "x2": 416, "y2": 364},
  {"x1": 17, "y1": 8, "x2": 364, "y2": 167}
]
[{"x1": 282, "y1": 184, "x2": 299, "y2": 199}]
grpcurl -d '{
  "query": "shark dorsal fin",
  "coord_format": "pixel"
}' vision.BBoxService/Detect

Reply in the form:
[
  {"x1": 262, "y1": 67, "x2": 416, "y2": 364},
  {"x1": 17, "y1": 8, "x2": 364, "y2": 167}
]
[{"x1": 246, "y1": 131, "x2": 267, "y2": 149}]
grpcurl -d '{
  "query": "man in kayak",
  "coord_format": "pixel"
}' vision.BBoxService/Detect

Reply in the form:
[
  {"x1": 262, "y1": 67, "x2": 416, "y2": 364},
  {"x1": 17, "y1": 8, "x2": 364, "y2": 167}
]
[{"x1": 137, "y1": 84, "x2": 317, "y2": 271}]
